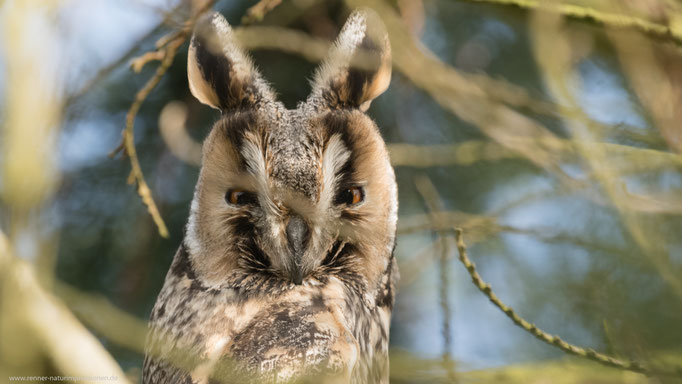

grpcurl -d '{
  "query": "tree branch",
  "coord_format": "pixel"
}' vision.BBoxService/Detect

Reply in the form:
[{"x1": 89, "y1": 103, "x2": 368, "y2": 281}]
[
  {"x1": 111, "y1": 38, "x2": 182, "y2": 238},
  {"x1": 453, "y1": 228, "x2": 682, "y2": 377},
  {"x1": 0, "y1": 233, "x2": 131, "y2": 383},
  {"x1": 110, "y1": 0, "x2": 217, "y2": 238},
  {"x1": 242, "y1": 0, "x2": 283, "y2": 24},
  {"x1": 456, "y1": 0, "x2": 682, "y2": 46}
]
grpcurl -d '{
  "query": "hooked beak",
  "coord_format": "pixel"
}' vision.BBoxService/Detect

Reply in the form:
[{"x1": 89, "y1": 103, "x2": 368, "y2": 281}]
[{"x1": 285, "y1": 214, "x2": 310, "y2": 285}]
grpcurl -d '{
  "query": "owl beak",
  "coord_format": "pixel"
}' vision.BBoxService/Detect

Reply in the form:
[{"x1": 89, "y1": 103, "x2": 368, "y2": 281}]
[{"x1": 285, "y1": 214, "x2": 310, "y2": 285}]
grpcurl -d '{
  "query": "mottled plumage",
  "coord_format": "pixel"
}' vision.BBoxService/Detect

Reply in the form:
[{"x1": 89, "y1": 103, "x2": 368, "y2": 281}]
[{"x1": 143, "y1": 9, "x2": 397, "y2": 384}]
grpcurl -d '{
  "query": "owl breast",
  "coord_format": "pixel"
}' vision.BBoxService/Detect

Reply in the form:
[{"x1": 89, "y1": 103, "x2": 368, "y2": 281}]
[{"x1": 144, "y1": 245, "x2": 394, "y2": 384}]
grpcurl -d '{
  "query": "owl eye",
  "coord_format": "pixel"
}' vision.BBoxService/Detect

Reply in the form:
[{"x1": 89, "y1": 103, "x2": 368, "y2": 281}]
[
  {"x1": 226, "y1": 189, "x2": 257, "y2": 206},
  {"x1": 336, "y1": 186, "x2": 364, "y2": 206}
]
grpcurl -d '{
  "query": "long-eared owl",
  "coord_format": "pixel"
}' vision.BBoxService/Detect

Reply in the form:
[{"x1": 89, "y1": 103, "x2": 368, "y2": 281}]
[{"x1": 142, "y1": 8, "x2": 398, "y2": 384}]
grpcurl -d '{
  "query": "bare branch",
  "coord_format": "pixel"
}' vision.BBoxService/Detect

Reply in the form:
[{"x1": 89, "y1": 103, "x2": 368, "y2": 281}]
[
  {"x1": 111, "y1": 37, "x2": 184, "y2": 238},
  {"x1": 242, "y1": 0, "x2": 283, "y2": 24},
  {"x1": 453, "y1": 228, "x2": 682, "y2": 377},
  {"x1": 0, "y1": 233, "x2": 131, "y2": 383},
  {"x1": 456, "y1": 0, "x2": 682, "y2": 46},
  {"x1": 110, "y1": 0, "x2": 217, "y2": 238},
  {"x1": 130, "y1": 50, "x2": 166, "y2": 73}
]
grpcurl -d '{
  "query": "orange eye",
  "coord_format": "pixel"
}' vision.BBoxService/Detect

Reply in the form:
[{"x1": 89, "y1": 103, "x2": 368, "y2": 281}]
[
  {"x1": 226, "y1": 189, "x2": 257, "y2": 206},
  {"x1": 350, "y1": 187, "x2": 363, "y2": 205},
  {"x1": 336, "y1": 186, "x2": 364, "y2": 206}
]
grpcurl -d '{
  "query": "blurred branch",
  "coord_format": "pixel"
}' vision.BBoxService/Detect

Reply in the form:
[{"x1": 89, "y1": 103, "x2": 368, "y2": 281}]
[
  {"x1": 453, "y1": 228, "x2": 682, "y2": 377},
  {"x1": 398, "y1": 202, "x2": 647, "y2": 293},
  {"x1": 608, "y1": 28, "x2": 682, "y2": 153},
  {"x1": 391, "y1": 349, "x2": 682, "y2": 383},
  {"x1": 414, "y1": 175, "x2": 458, "y2": 382},
  {"x1": 390, "y1": 140, "x2": 682, "y2": 217},
  {"x1": 398, "y1": 0, "x2": 425, "y2": 36},
  {"x1": 131, "y1": 50, "x2": 167, "y2": 73},
  {"x1": 457, "y1": 0, "x2": 682, "y2": 46},
  {"x1": 398, "y1": 210, "x2": 497, "y2": 236},
  {"x1": 389, "y1": 349, "x2": 461, "y2": 382},
  {"x1": 355, "y1": 0, "x2": 682, "y2": 223},
  {"x1": 54, "y1": 282, "x2": 149, "y2": 353},
  {"x1": 389, "y1": 141, "x2": 517, "y2": 167},
  {"x1": 460, "y1": 355, "x2": 662, "y2": 383},
  {"x1": 399, "y1": 210, "x2": 633, "y2": 256},
  {"x1": 388, "y1": 139, "x2": 682, "y2": 173},
  {"x1": 54, "y1": 279, "x2": 233, "y2": 382},
  {"x1": 530, "y1": 8, "x2": 682, "y2": 297},
  {"x1": 159, "y1": 101, "x2": 203, "y2": 166},
  {"x1": 397, "y1": 240, "x2": 439, "y2": 288},
  {"x1": 0, "y1": 3, "x2": 128, "y2": 379},
  {"x1": 0, "y1": 233, "x2": 130, "y2": 383},
  {"x1": 391, "y1": 141, "x2": 682, "y2": 213},
  {"x1": 111, "y1": 0, "x2": 217, "y2": 238},
  {"x1": 234, "y1": 26, "x2": 330, "y2": 60},
  {"x1": 242, "y1": 0, "x2": 283, "y2": 24}
]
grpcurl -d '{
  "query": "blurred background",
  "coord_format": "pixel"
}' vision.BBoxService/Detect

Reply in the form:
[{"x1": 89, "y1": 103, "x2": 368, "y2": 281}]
[{"x1": 1, "y1": 0, "x2": 682, "y2": 383}]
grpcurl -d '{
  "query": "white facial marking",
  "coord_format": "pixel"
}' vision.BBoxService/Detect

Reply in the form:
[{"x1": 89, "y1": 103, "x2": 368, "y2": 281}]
[
  {"x1": 186, "y1": 187, "x2": 202, "y2": 257},
  {"x1": 241, "y1": 133, "x2": 280, "y2": 220},
  {"x1": 320, "y1": 134, "x2": 351, "y2": 214},
  {"x1": 241, "y1": 137, "x2": 268, "y2": 189}
]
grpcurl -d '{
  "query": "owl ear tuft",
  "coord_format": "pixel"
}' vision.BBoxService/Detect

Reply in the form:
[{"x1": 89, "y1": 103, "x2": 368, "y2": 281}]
[
  {"x1": 308, "y1": 9, "x2": 392, "y2": 112},
  {"x1": 188, "y1": 12, "x2": 273, "y2": 112}
]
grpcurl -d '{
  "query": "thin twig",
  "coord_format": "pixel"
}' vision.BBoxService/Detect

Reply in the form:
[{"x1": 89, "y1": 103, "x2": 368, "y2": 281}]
[
  {"x1": 114, "y1": 38, "x2": 183, "y2": 238},
  {"x1": 453, "y1": 228, "x2": 682, "y2": 378}
]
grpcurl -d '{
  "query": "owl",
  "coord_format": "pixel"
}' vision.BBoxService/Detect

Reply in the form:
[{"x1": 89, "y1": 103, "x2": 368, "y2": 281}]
[{"x1": 143, "y1": 8, "x2": 397, "y2": 384}]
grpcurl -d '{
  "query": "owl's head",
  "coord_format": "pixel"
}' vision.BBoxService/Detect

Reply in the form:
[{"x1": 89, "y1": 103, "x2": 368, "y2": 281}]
[{"x1": 184, "y1": 10, "x2": 396, "y2": 293}]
